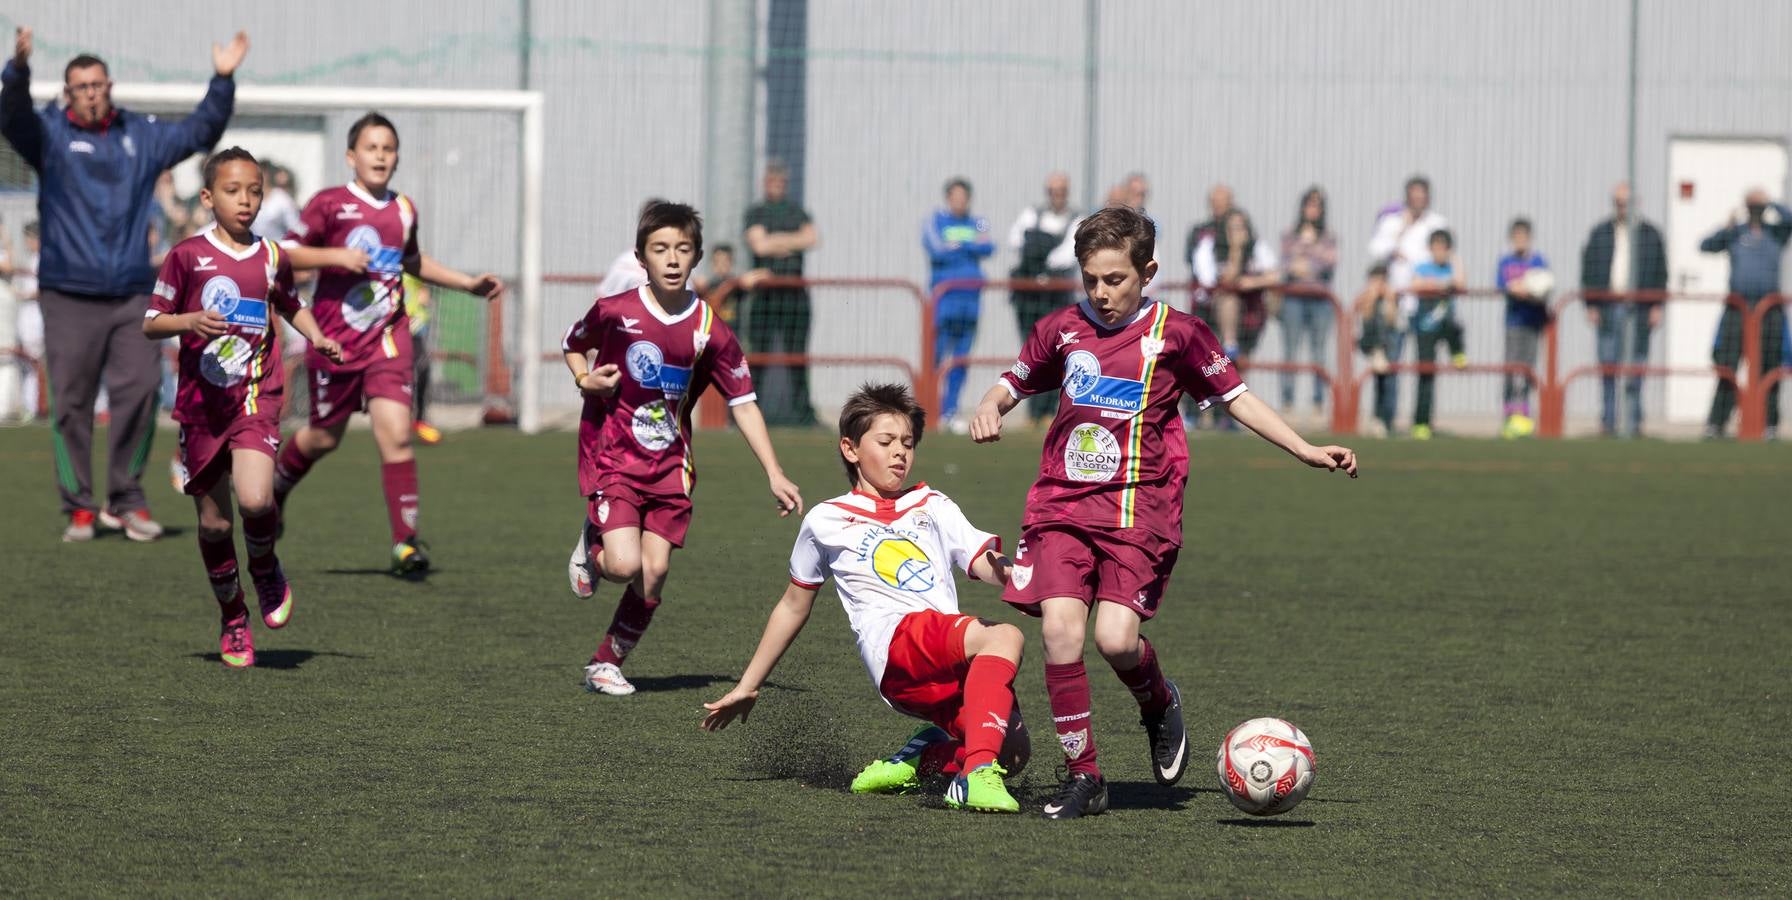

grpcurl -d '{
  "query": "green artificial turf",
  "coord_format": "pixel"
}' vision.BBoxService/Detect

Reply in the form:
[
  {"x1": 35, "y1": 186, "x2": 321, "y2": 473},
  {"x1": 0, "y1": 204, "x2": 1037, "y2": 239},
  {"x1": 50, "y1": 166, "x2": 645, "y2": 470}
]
[{"x1": 2, "y1": 424, "x2": 1787, "y2": 896}]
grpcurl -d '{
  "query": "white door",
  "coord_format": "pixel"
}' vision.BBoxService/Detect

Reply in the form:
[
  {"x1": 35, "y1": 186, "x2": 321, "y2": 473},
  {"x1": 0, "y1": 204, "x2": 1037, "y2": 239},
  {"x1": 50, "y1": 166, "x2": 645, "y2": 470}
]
[{"x1": 1664, "y1": 138, "x2": 1788, "y2": 423}]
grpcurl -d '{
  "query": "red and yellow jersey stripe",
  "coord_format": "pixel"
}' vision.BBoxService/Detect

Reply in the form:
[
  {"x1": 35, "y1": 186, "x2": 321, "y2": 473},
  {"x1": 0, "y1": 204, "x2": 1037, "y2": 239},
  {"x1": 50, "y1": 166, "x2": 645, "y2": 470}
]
[{"x1": 1118, "y1": 302, "x2": 1171, "y2": 529}]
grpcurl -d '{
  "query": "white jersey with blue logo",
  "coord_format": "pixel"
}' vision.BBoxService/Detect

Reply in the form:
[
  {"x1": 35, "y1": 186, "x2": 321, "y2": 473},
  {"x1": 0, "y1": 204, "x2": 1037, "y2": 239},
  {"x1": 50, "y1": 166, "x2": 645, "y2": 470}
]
[{"x1": 788, "y1": 485, "x2": 1000, "y2": 692}]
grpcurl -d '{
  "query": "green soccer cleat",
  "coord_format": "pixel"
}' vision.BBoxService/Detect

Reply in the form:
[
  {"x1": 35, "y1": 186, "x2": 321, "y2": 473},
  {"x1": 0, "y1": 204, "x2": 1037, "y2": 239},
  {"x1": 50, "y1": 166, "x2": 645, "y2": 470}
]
[
  {"x1": 851, "y1": 757, "x2": 921, "y2": 795},
  {"x1": 945, "y1": 763, "x2": 1018, "y2": 814}
]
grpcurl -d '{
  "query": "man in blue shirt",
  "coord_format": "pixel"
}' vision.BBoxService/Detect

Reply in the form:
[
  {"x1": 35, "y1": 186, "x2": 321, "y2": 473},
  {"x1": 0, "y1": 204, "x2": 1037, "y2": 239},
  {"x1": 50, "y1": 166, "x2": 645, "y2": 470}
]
[
  {"x1": 923, "y1": 177, "x2": 994, "y2": 433},
  {"x1": 1700, "y1": 188, "x2": 1791, "y2": 439},
  {"x1": 2, "y1": 26, "x2": 246, "y2": 540}
]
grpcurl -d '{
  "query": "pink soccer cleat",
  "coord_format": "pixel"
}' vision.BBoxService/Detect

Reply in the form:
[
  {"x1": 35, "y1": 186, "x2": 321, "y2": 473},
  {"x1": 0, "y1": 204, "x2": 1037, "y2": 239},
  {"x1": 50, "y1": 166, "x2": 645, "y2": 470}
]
[{"x1": 219, "y1": 602, "x2": 256, "y2": 669}]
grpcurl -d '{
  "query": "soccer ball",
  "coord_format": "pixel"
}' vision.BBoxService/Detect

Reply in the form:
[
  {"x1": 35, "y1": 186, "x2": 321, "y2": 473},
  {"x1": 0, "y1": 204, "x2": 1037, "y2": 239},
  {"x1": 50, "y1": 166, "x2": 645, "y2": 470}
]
[{"x1": 1216, "y1": 717, "x2": 1315, "y2": 816}]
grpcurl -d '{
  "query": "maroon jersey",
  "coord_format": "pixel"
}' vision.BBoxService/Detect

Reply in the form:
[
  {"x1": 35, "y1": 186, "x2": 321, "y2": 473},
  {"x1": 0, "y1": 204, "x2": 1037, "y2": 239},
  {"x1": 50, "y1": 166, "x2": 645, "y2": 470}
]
[
  {"x1": 562, "y1": 286, "x2": 756, "y2": 498},
  {"x1": 286, "y1": 183, "x2": 420, "y2": 371},
  {"x1": 149, "y1": 229, "x2": 300, "y2": 428},
  {"x1": 998, "y1": 298, "x2": 1246, "y2": 545}
]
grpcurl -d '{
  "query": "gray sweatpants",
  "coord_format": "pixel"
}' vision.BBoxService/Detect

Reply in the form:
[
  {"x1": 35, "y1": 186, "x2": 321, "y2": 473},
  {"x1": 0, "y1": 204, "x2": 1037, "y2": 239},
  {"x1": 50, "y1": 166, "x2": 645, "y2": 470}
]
[{"x1": 40, "y1": 288, "x2": 163, "y2": 515}]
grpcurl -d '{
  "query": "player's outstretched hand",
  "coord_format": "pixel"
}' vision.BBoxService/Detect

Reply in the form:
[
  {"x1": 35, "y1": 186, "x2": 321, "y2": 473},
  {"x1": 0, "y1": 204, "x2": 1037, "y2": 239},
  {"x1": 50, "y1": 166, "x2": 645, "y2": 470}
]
[
  {"x1": 314, "y1": 336, "x2": 345, "y2": 364},
  {"x1": 579, "y1": 363, "x2": 621, "y2": 397},
  {"x1": 14, "y1": 27, "x2": 31, "y2": 65},
  {"x1": 189, "y1": 309, "x2": 228, "y2": 338},
  {"x1": 470, "y1": 273, "x2": 505, "y2": 301},
  {"x1": 1298, "y1": 443, "x2": 1358, "y2": 478},
  {"x1": 333, "y1": 247, "x2": 370, "y2": 274},
  {"x1": 969, "y1": 405, "x2": 1003, "y2": 443},
  {"x1": 769, "y1": 473, "x2": 804, "y2": 517},
  {"x1": 700, "y1": 686, "x2": 759, "y2": 731},
  {"x1": 213, "y1": 31, "x2": 249, "y2": 78}
]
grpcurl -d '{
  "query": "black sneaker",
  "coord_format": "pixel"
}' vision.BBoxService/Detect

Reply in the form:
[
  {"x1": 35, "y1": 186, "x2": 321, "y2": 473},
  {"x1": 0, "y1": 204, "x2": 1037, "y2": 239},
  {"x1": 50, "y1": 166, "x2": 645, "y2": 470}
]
[
  {"x1": 1041, "y1": 771, "x2": 1108, "y2": 820},
  {"x1": 1142, "y1": 680, "x2": 1188, "y2": 785}
]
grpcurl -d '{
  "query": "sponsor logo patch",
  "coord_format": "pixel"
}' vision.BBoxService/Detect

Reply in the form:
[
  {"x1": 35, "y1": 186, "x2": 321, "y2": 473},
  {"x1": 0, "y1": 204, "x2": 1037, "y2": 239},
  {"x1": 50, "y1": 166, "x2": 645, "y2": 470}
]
[{"x1": 1063, "y1": 422, "x2": 1121, "y2": 483}]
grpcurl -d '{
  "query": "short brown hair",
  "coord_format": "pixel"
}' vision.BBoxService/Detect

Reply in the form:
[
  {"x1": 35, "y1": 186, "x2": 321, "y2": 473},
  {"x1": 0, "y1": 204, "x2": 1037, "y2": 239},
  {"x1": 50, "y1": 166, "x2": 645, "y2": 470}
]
[
  {"x1": 203, "y1": 146, "x2": 260, "y2": 189},
  {"x1": 635, "y1": 201, "x2": 704, "y2": 259},
  {"x1": 837, "y1": 383, "x2": 926, "y2": 486},
  {"x1": 1073, "y1": 205, "x2": 1155, "y2": 273}
]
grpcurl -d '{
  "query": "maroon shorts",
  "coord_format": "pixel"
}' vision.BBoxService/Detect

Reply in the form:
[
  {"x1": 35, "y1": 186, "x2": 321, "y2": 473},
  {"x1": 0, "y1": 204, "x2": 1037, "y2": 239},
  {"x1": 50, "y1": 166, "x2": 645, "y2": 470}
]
[
  {"x1": 879, "y1": 610, "x2": 974, "y2": 732},
  {"x1": 1002, "y1": 523, "x2": 1180, "y2": 620},
  {"x1": 308, "y1": 356, "x2": 413, "y2": 429},
  {"x1": 177, "y1": 415, "x2": 281, "y2": 496},
  {"x1": 587, "y1": 482, "x2": 693, "y2": 547}
]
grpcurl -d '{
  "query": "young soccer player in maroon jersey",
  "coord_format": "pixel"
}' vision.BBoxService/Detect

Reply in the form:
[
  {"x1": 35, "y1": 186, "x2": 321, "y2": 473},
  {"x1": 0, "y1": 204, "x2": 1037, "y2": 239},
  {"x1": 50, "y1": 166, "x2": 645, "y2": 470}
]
[
  {"x1": 969, "y1": 206, "x2": 1358, "y2": 819},
  {"x1": 144, "y1": 147, "x2": 344, "y2": 669},
  {"x1": 273, "y1": 112, "x2": 504, "y2": 577},
  {"x1": 562, "y1": 201, "x2": 804, "y2": 696}
]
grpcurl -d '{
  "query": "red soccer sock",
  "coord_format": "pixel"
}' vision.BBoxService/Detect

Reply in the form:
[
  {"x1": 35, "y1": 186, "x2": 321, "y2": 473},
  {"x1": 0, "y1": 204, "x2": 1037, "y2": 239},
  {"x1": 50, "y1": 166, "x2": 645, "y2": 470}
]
[
  {"x1": 590, "y1": 586, "x2": 661, "y2": 667},
  {"x1": 380, "y1": 460, "x2": 420, "y2": 544},
  {"x1": 199, "y1": 534, "x2": 242, "y2": 610},
  {"x1": 240, "y1": 508, "x2": 279, "y2": 578},
  {"x1": 1113, "y1": 636, "x2": 1174, "y2": 717},
  {"x1": 1044, "y1": 660, "x2": 1101, "y2": 777},
  {"x1": 958, "y1": 655, "x2": 1019, "y2": 770},
  {"x1": 273, "y1": 441, "x2": 316, "y2": 504}
]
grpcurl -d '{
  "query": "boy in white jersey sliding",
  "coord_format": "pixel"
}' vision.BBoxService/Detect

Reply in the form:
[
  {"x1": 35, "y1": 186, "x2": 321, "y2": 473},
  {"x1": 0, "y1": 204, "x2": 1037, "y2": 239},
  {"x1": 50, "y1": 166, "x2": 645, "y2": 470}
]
[
  {"x1": 703, "y1": 384, "x2": 1028, "y2": 813},
  {"x1": 563, "y1": 201, "x2": 804, "y2": 696},
  {"x1": 970, "y1": 206, "x2": 1358, "y2": 819},
  {"x1": 274, "y1": 112, "x2": 506, "y2": 577},
  {"x1": 144, "y1": 148, "x2": 343, "y2": 668}
]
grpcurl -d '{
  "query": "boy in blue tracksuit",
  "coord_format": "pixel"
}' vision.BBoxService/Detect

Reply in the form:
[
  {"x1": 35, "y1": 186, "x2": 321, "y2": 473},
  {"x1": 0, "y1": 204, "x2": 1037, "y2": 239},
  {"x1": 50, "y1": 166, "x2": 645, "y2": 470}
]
[
  {"x1": 923, "y1": 177, "x2": 995, "y2": 431},
  {"x1": 1495, "y1": 218, "x2": 1549, "y2": 438}
]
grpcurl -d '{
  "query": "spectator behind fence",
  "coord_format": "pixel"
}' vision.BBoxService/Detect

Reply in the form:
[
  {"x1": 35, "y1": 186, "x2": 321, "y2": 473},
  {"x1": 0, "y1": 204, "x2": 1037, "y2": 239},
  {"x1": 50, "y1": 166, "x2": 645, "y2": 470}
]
[
  {"x1": 1193, "y1": 208, "x2": 1280, "y2": 360},
  {"x1": 1580, "y1": 181, "x2": 1667, "y2": 438},
  {"x1": 253, "y1": 160, "x2": 301, "y2": 242},
  {"x1": 1, "y1": 27, "x2": 247, "y2": 542},
  {"x1": 1700, "y1": 187, "x2": 1791, "y2": 440},
  {"x1": 13, "y1": 219, "x2": 42, "y2": 420},
  {"x1": 1185, "y1": 183, "x2": 1234, "y2": 315},
  {"x1": 1355, "y1": 263, "x2": 1402, "y2": 437},
  {"x1": 1369, "y1": 174, "x2": 1449, "y2": 324},
  {"x1": 924, "y1": 177, "x2": 994, "y2": 434},
  {"x1": 1279, "y1": 186, "x2": 1338, "y2": 417},
  {"x1": 597, "y1": 197, "x2": 662, "y2": 299},
  {"x1": 1496, "y1": 218, "x2": 1550, "y2": 439},
  {"x1": 743, "y1": 161, "x2": 819, "y2": 427},
  {"x1": 1006, "y1": 171, "x2": 1080, "y2": 425},
  {"x1": 1407, "y1": 229, "x2": 1467, "y2": 440}
]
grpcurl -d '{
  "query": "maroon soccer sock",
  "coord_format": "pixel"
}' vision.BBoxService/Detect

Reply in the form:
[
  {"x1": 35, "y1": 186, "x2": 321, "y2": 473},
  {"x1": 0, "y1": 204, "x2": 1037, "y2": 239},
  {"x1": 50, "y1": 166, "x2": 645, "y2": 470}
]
[
  {"x1": 590, "y1": 586, "x2": 661, "y2": 667},
  {"x1": 273, "y1": 441, "x2": 316, "y2": 504},
  {"x1": 199, "y1": 534, "x2": 242, "y2": 611},
  {"x1": 1113, "y1": 636, "x2": 1174, "y2": 717},
  {"x1": 241, "y1": 508, "x2": 279, "y2": 578},
  {"x1": 959, "y1": 655, "x2": 1019, "y2": 770},
  {"x1": 1044, "y1": 660, "x2": 1101, "y2": 777},
  {"x1": 380, "y1": 460, "x2": 420, "y2": 544}
]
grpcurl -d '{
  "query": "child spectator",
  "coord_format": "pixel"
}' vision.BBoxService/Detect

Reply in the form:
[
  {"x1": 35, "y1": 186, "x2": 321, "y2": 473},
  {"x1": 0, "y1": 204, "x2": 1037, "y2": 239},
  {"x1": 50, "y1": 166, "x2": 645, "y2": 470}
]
[
  {"x1": 1354, "y1": 263, "x2": 1402, "y2": 438},
  {"x1": 1407, "y1": 229, "x2": 1466, "y2": 440},
  {"x1": 1495, "y1": 219, "x2": 1549, "y2": 438}
]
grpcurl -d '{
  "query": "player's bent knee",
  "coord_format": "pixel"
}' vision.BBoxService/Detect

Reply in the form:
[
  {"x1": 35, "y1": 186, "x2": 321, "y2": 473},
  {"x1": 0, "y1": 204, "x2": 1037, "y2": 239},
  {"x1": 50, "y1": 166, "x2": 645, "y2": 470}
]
[
  {"x1": 1093, "y1": 630, "x2": 1141, "y2": 665},
  {"x1": 198, "y1": 522, "x2": 233, "y2": 543},
  {"x1": 237, "y1": 495, "x2": 274, "y2": 518}
]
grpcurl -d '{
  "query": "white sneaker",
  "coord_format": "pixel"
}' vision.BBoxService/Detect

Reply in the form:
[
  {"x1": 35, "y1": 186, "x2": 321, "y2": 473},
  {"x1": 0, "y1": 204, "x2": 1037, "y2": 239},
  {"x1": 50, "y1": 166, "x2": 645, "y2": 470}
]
[
  {"x1": 99, "y1": 508, "x2": 165, "y2": 542},
  {"x1": 582, "y1": 662, "x2": 635, "y2": 695},
  {"x1": 568, "y1": 524, "x2": 595, "y2": 599},
  {"x1": 62, "y1": 511, "x2": 96, "y2": 543}
]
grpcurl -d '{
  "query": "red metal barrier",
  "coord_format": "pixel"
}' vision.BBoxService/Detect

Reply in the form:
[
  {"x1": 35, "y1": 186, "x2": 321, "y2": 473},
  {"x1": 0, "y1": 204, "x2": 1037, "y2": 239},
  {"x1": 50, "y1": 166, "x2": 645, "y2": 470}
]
[
  {"x1": 1539, "y1": 291, "x2": 1755, "y2": 438},
  {"x1": 1742, "y1": 294, "x2": 1787, "y2": 438}
]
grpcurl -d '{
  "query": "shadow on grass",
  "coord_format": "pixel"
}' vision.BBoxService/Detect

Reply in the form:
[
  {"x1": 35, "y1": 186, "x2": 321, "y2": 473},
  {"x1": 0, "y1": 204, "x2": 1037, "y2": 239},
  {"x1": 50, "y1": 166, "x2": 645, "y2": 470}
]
[
  {"x1": 1216, "y1": 817, "x2": 1317, "y2": 828},
  {"x1": 629, "y1": 673, "x2": 732, "y2": 692},
  {"x1": 188, "y1": 649, "x2": 366, "y2": 670},
  {"x1": 1107, "y1": 781, "x2": 1199, "y2": 811},
  {"x1": 322, "y1": 567, "x2": 434, "y2": 582}
]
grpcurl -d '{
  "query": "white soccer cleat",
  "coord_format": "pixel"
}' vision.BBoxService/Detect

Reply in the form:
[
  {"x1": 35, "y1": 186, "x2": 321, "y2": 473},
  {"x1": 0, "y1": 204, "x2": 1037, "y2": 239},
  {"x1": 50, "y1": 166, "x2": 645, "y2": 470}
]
[
  {"x1": 568, "y1": 526, "x2": 595, "y2": 599},
  {"x1": 582, "y1": 662, "x2": 635, "y2": 696},
  {"x1": 99, "y1": 508, "x2": 165, "y2": 542}
]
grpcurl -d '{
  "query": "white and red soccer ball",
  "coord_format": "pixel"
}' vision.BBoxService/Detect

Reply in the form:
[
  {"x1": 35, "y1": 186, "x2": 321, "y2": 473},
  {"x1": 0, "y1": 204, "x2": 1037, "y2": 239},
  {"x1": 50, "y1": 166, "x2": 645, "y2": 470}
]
[{"x1": 1217, "y1": 717, "x2": 1315, "y2": 816}]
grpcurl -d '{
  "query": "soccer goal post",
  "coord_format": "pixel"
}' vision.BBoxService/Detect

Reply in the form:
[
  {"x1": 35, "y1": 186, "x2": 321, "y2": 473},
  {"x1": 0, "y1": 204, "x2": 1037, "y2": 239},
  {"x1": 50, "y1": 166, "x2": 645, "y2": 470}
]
[{"x1": 30, "y1": 81, "x2": 550, "y2": 433}]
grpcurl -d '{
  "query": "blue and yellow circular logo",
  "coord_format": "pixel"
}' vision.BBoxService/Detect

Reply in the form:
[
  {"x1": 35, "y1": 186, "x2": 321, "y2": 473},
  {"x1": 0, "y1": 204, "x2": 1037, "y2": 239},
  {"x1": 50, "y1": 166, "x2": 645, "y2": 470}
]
[{"x1": 872, "y1": 538, "x2": 935, "y2": 592}]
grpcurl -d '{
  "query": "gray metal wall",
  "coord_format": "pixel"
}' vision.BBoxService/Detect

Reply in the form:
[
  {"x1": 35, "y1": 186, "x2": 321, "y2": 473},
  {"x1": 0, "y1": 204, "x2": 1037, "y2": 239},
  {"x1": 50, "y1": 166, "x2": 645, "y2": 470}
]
[{"x1": 5, "y1": 1, "x2": 1788, "y2": 425}]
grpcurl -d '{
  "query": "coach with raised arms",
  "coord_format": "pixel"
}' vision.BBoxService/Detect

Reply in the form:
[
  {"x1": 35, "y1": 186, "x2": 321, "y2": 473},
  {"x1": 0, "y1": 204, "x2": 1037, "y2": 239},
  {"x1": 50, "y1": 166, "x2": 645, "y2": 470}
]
[{"x1": 1, "y1": 26, "x2": 247, "y2": 542}]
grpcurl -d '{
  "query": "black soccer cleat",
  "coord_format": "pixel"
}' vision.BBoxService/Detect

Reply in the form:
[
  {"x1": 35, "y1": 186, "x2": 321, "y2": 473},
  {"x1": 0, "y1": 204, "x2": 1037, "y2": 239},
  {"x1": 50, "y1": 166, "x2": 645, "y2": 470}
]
[
  {"x1": 390, "y1": 535, "x2": 431, "y2": 579},
  {"x1": 1142, "y1": 680, "x2": 1189, "y2": 786},
  {"x1": 1041, "y1": 771, "x2": 1109, "y2": 820}
]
